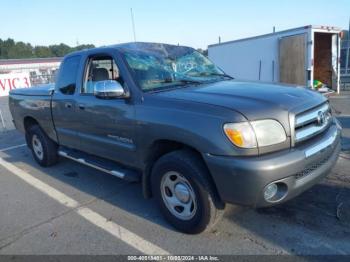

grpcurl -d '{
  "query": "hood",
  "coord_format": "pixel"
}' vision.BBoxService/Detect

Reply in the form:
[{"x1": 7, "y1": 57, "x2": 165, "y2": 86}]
[{"x1": 153, "y1": 80, "x2": 327, "y2": 136}]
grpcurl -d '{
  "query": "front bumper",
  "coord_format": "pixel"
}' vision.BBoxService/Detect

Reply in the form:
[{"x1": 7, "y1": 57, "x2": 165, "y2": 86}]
[{"x1": 203, "y1": 121, "x2": 342, "y2": 207}]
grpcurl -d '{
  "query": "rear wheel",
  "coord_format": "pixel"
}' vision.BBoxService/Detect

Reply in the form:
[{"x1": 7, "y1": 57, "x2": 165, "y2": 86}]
[
  {"x1": 152, "y1": 150, "x2": 225, "y2": 234},
  {"x1": 27, "y1": 125, "x2": 58, "y2": 167}
]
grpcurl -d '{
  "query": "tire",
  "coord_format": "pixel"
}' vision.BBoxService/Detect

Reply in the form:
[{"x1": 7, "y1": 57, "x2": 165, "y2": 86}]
[
  {"x1": 27, "y1": 125, "x2": 59, "y2": 167},
  {"x1": 151, "y1": 150, "x2": 225, "y2": 234}
]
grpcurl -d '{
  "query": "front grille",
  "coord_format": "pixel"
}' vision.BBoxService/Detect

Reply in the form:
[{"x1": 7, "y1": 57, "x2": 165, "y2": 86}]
[
  {"x1": 294, "y1": 103, "x2": 331, "y2": 144},
  {"x1": 295, "y1": 149, "x2": 333, "y2": 180}
]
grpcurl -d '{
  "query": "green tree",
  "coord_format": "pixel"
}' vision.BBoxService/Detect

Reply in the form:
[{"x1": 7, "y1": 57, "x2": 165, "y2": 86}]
[
  {"x1": 73, "y1": 44, "x2": 95, "y2": 52},
  {"x1": 34, "y1": 46, "x2": 53, "y2": 58},
  {"x1": 49, "y1": 43, "x2": 71, "y2": 57},
  {"x1": 0, "y1": 38, "x2": 16, "y2": 59},
  {"x1": 10, "y1": 41, "x2": 34, "y2": 58},
  {"x1": 0, "y1": 38, "x2": 95, "y2": 59}
]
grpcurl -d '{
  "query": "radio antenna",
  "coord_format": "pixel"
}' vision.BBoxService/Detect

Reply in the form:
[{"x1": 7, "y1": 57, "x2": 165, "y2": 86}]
[{"x1": 130, "y1": 8, "x2": 137, "y2": 42}]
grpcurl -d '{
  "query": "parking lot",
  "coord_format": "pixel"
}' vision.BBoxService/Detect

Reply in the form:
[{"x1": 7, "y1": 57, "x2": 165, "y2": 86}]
[{"x1": 0, "y1": 96, "x2": 350, "y2": 255}]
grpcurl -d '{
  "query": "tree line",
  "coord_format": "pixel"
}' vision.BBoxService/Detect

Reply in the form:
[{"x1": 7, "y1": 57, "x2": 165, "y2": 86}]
[
  {"x1": 0, "y1": 38, "x2": 95, "y2": 59},
  {"x1": 0, "y1": 38, "x2": 209, "y2": 59}
]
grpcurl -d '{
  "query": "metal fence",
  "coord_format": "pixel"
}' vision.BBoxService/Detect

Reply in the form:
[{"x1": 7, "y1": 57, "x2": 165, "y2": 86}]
[
  {"x1": 341, "y1": 82, "x2": 350, "y2": 90},
  {"x1": 341, "y1": 69, "x2": 350, "y2": 75},
  {"x1": 341, "y1": 39, "x2": 350, "y2": 90},
  {"x1": 29, "y1": 73, "x2": 56, "y2": 86}
]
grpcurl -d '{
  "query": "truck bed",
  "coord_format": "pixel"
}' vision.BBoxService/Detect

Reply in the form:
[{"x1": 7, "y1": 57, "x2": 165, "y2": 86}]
[
  {"x1": 9, "y1": 84, "x2": 57, "y2": 143},
  {"x1": 10, "y1": 84, "x2": 54, "y2": 96}
]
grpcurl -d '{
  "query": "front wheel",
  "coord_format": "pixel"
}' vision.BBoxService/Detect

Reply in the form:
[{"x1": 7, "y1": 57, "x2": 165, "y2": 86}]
[{"x1": 152, "y1": 150, "x2": 225, "y2": 234}]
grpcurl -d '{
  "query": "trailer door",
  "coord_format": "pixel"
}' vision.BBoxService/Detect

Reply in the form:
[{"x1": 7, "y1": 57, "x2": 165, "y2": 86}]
[
  {"x1": 331, "y1": 34, "x2": 339, "y2": 92},
  {"x1": 279, "y1": 34, "x2": 307, "y2": 86}
]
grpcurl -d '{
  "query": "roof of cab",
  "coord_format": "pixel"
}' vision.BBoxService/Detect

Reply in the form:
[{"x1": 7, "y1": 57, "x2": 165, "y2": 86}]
[{"x1": 64, "y1": 42, "x2": 192, "y2": 58}]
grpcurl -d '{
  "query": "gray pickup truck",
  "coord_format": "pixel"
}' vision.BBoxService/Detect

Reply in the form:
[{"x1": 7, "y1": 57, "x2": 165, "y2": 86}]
[{"x1": 9, "y1": 42, "x2": 342, "y2": 234}]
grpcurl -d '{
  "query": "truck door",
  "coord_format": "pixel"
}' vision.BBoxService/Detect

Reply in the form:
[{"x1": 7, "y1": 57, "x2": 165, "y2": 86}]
[
  {"x1": 73, "y1": 54, "x2": 137, "y2": 167},
  {"x1": 52, "y1": 55, "x2": 82, "y2": 149},
  {"x1": 279, "y1": 34, "x2": 307, "y2": 86}
]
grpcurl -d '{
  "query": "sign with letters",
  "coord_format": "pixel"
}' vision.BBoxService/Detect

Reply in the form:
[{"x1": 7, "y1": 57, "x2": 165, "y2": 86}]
[{"x1": 0, "y1": 73, "x2": 31, "y2": 97}]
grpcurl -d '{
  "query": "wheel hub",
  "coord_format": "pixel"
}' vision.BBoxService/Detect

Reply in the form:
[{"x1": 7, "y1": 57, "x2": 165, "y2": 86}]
[
  {"x1": 32, "y1": 135, "x2": 43, "y2": 160},
  {"x1": 174, "y1": 183, "x2": 190, "y2": 203},
  {"x1": 160, "y1": 171, "x2": 197, "y2": 220}
]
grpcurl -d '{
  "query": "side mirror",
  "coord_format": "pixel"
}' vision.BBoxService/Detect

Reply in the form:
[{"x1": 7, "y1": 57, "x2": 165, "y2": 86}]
[{"x1": 94, "y1": 80, "x2": 127, "y2": 99}]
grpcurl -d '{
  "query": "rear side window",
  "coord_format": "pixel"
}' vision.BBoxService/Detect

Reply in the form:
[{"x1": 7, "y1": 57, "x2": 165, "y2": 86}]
[{"x1": 56, "y1": 56, "x2": 80, "y2": 95}]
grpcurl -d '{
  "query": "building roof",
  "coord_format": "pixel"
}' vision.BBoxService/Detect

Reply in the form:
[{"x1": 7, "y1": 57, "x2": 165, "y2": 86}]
[
  {"x1": 208, "y1": 25, "x2": 342, "y2": 48},
  {"x1": 0, "y1": 57, "x2": 62, "y2": 65}
]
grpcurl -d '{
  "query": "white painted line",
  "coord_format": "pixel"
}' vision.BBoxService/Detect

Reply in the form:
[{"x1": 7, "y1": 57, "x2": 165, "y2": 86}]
[
  {"x1": 0, "y1": 143, "x2": 27, "y2": 152},
  {"x1": 77, "y1": 207, "x2": 169, "y2": 255},
  {"x1": 0, "y1": 158, "x2": 79, "y2": 208},
  {"x1": 0, "y1": 110, "x2": 5, "y2": 129},
  {"x1": 0, "y1": 157, "x2": 169, "y2": 255}
]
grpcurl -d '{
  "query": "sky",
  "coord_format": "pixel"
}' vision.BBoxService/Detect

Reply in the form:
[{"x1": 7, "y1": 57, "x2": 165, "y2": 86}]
[{"x1": 1, "y1": 0, "x2": 349, "y2": 49}]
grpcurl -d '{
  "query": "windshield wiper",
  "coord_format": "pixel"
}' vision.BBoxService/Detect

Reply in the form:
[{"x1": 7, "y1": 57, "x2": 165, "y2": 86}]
[
  {"x1": 163, "y1": 78, "x2": 202, "y2": 85},
  {"x1": 198, "y1": 72, "x2": 234, "y2": 79},
  {"x1": 176, "y1": 79, "x2": 202, "y2": 84},
  {"x1": 147, "y1": 78, "x2": 202, "y2": 93}
]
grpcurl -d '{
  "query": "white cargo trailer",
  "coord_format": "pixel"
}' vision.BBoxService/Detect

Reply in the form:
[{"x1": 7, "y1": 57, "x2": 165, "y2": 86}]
[{"x1": 208, "y1": 25, "x2": 342, "y2": 93}]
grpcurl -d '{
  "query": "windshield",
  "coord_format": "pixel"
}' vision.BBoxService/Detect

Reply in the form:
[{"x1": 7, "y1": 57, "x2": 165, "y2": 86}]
[{"x1": 121, "y1": 43, "x2": 231, "y2": 92}]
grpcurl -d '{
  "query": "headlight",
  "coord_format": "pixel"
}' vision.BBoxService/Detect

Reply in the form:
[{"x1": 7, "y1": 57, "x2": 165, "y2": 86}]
[
  {"x1": 250, "y1": 119, "x2": 287, "y2": 147},
  {"x1": 224, "y1": 120, "x2": 286, "y2": 148}
]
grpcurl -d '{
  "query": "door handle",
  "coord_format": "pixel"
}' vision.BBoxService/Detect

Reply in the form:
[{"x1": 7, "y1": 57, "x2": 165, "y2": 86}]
[
  {"x1": 78, "y1": 104, "x2": 85, "y2": 110},
  {"x1": 65, "y1": 103, "x2": 72, "y2": 109}
]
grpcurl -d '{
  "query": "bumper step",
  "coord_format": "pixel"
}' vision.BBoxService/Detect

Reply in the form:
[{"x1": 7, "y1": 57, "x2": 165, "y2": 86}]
[{"x1": 58, "y1": 147, "x2": 140, "y2": 182}]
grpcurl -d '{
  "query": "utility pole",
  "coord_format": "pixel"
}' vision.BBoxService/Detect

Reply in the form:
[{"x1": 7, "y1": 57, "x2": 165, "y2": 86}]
[{"x1": 130, "y1": 8, "x2": 137, "y2": 42}]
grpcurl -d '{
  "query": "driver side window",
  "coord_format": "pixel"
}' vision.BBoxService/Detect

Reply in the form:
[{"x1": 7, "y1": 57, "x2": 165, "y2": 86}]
[{"x1": 82, "y1": 56, "x2": 123, "y2": 94}]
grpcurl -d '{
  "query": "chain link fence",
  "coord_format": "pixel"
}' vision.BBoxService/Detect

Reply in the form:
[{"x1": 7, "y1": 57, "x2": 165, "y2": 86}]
[{"x1": 29, "y1": 72, "x2": 57, "y2": 86}]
